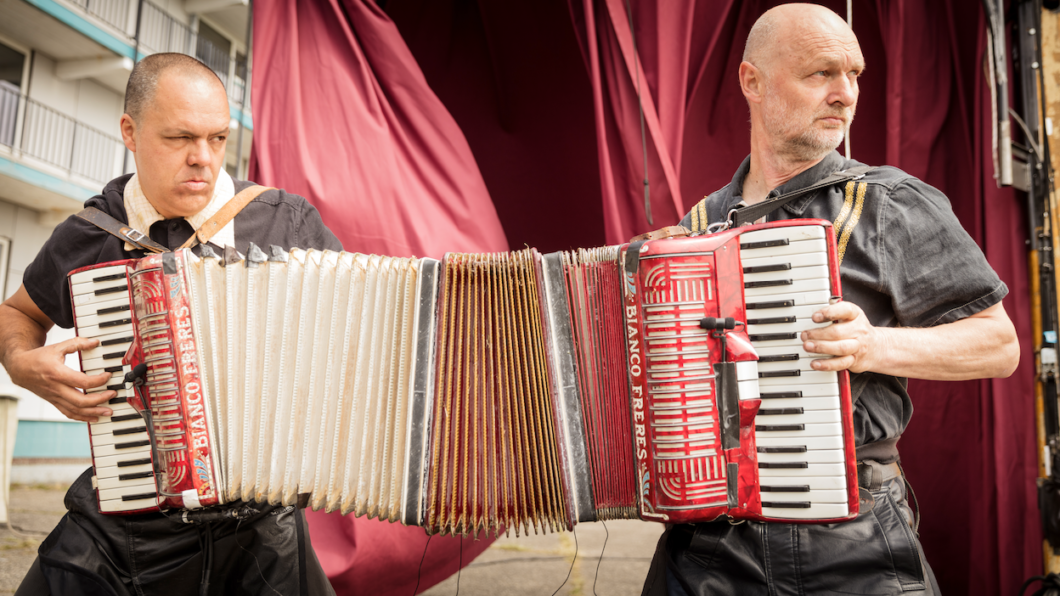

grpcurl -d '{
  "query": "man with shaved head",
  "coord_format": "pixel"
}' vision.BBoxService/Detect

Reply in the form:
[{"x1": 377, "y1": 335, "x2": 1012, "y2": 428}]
[
  {"x1": 1, "y1": 53, "x2": 340, "y2": 595},
  {"x1": 644, "y1": 4, "x2": 1018, "y2": 595}
]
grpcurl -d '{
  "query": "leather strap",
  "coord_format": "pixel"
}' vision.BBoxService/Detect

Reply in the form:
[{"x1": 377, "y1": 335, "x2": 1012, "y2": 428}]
[
  {"x1": 630, "y1": 225, "x2": 692, "y2": 242},
  {"x1": 179, "y1": 185, "x2": 274, "y2": 250},
  {"x1": 857, "y1": 460, "x2": 901, "y2": 491},
  {"x1": 75, "y1": 207, "x2": 168, "y2": 254},
  {"x1": 728, "y1": 165, "x2": 874, "y2": 227}
]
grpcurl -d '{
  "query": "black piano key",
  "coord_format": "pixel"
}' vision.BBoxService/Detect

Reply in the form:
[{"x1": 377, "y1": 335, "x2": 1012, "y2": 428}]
[
  {"x1": 122, "y1": 492, "x2": 158, "y2": 502},
  {"x1": 749, "y1": 333, "x2": 798, "y2": 342},
  {"x1": 747, "y1": 316, "x2": 797, "y2": 325},
  {"x1": 107, "y1": 397, "x2": 128, "y2": 405},
  {"x1": 759, "y1": 370, "x2": 801, "y2": 378},
  {"x1": 113, "y1": 426, "x2": 148, "y2": 436},
  {"x1": 92, "y1": 273, "x2": 127, "y2": 283},
  {"x1": 746, "y1": 299, "x2": 795, "y2": 310},
  {"x1": 758, "y1": 446, "x2": 808, "y2": 453},
  {"x1": 744, "y1": 279, "x2": 792, "y2": 289},
  {"x1": 100, "y1": 318, "x2": 133, "y2": 329},
  {"x1": 760, "y1": 391, "x2": 803, "y2": 399},
  {"x1": 758, "y1": 354, "x2": 800, "y2": 363},
  {"x1": 95, "y1": 285, "x2": 129, "y2": 296},
  {"x1": 98, "y1": 304, "x2": 131, "y2": 315},
  {"x1": 103, "y1": 351, "x2": 126, "y2": 360},
  {"x1": 118, "y1": 471, "x2": 155, "y2": 481},
  {"x1": 759, "y1": 462, "x2": 809, "y2": 469},
  {"x1": 755, "y1": 424, "x2": 805, "y2": 432},
  {"x1": 106, "y1": 383, "x2": 125, "y2": 390},
  {"x1": 104, "y1": 365, "x2": 124, "y2": 373},
  {"x1": 741, "y1": 238, "x2": 790, "y2": 250},
  {"x1": 743, "y1": 263, "x2": 792, "y2": 274},
  {"x1": 117, "y1": 458, "x2": 152, "y2": 468},
  {"x1": 115, "y1": 439, "x2": 151, "y2": 449},
  {"x1": 101, "y1": 336, "x2": 134, "y2": 347},
  {"x1": 761, "y1": 485, "x2": 811, "y2": 492},
  {"x1": 761, "y1": 501, "x2": 812, "y2": 508},
  {"x1": 111, "y1": 414, "x2": 143, "y2": 423},
  {"x1": 758, "y1": 408, "x2": 805, "y2": 416}
]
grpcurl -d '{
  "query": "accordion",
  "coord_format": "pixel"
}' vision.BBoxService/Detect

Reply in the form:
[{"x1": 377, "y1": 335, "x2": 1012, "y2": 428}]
[{"x1": 70, "y1": 219, "x2": 858, "y2": 535}]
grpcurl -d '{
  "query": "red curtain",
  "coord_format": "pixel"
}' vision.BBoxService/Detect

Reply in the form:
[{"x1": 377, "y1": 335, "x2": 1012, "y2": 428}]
[
  {"x1": 248, "y1": 0, "x2": 504, "y2": 593},
  {"x1": 252, "y1": 0, "x2": 1040, "y2": 594}
]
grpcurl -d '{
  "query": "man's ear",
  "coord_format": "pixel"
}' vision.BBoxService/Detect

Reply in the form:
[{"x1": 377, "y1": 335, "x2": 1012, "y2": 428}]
[
  {"x1": 119, "y1": 114, "x2": 137, "y2": 153},
  {"x1": 739, "y1": 61, "x2": 764, "y2": 104}
]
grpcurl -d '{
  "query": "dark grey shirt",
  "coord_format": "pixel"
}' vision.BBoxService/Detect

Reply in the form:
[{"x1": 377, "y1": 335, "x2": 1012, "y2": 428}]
[
  {"x1": 25, "y1": 173, "x2": 343, "y2": 330},
  {"x1": 680, "y1": 151, "x2": 1007, "y2": 461}
]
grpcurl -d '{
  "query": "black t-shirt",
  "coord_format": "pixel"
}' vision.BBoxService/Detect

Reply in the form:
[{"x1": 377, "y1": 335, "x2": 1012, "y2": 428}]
[
  {"x1": 24, "y1": 174, "x2": 343, "y2": 329},
  {"x1": 680, "y1": 151, "x2": 1007, "y2": 461}
]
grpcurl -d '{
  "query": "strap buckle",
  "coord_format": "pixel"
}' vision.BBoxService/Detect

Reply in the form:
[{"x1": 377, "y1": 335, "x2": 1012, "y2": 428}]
[{"x1": 120, "y1": 227, "x2": 147, "y2": 244}]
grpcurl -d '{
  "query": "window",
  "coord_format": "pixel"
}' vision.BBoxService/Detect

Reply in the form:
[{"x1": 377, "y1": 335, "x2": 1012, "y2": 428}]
[
  {"x1": 196, "y1": 21, "x2": 231, "y2": 86},
  {"x1": 0, "y1": 42, "x2": 26, "y2": 149}
]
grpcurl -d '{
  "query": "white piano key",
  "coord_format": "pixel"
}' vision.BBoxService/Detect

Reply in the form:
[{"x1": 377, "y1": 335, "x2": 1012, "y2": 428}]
[
  {"x1": 754, "y1": 409, "x2": 841, "y2": 426},
  {"x1": 74, "y1": 295, "x2": 129, "y2": 318},
  {"x1": 94, "y1": 451, "x2": 153, "y2": 469},
  {"x1": 94, "y1": 402, "x2": 139, "y2": 422},
  {"x1": 79, "y1": 334, "x2": 134, "y2": 362},
  {"x1": 754, "y1": 345, "x2": 831, "y2": 359},
  {"x1": 90, "y1": 437, "x2": 152, "y2": 457},
  {"x1": 755, "y1": 395, "x2": 841, "y2": 411},
  {"x1": 746, "y1": 304, "x2": 831, "y2": 323},
  {"x1": 100, "y1": 494, "x2": 159, "y2": 513},
  {"x1": 757, "y1": 382, "x2": 840, "y2": 399},
  {"x1": 95, "y1": 464, "x2": 155, "y2": 490},
  {"x1": 77, "y1": 320, "x2": 134, "y2": 338},
  {"x1": 758, "y1": 475, "x2": 848, "y2": 490},
  {"x1": 757, "y1": 357, "x2": 831, "y2": 373},
  {"x1": 741, "y1": 251, "x2": 828, "y2": 271},
  {"x1": 748, "y1": 321, "x2": 830, "y2": 339},
  {"x1": 744, "y1": 277, "x2": 830, "y2": 298},
  {"x1": 758, "y1": 462, "x2": 846, "y2": 477},
  {"x1": 757, "y1": 449, "x2": 846, "y2": 464},
  {"x1": 739, "y1": 237, "x2": 829, "y2": 259},
  {"x1": 739, "y1": 225, "x2": 826, "y2": 245},
  {"x1": 70, "y1": 279, "x2": 130, "y2": 301},
  {"x1": 757, "y1": 489, "x2": 849, "y2": 503},
  {"x1": 754, "y1": 434, "x2": 844, "y2": 450},
  {"x1": 74, "y1": 306, "x2": 133, "y2": 330},
  {"x1": 745, "y1": 290, "x2": 831, "y2": 309},
  {"x1": 761, "y1": 502, "x2": 849, "y2": 520},
  {"x1": 743, "y1": 264, "x2": 829, "y2": 286},
  {"x1": 755, "y1": 421, "x2": 843, "y2": 438},
  {"x1": 90, "y1": 418, "x2": 149, "y2": 436},
  {"x1": 80, "y1": 355, "x2": 126, "y2": 373},
  {"x1": 98, "y1": 480, "x2": 157, "y2": 502},
  {"x1": 69, "y1": 265, "x2": 128, "y2": 288},
  {"x1": 758, "y1": 371, "x2": 838, "y2": 386}
]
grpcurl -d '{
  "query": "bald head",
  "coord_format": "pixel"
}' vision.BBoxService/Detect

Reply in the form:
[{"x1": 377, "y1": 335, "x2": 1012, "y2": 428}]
[
  {"x1": 124, "y1": 53, "x2": 226, "y2": 124},
  {"x1": 743, "y1": 4, "x2": 856, "y2": 74}
]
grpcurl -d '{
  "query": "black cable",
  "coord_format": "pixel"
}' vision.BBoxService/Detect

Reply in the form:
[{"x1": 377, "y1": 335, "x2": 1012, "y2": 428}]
[
  {"x1": 413, "y1": 535, "x2": 433, "y2": 595},
  {"x1": 550, "y1": 528, "x2": 579, "y2": 596}
]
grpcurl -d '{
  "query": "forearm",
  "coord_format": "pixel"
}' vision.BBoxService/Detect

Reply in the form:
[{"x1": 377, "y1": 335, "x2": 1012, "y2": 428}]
[
  {"x1": 0, "y1": 302, "x2": 48, "y2": 370},
  {"x1": 860, "y1": 314, "x2": 1019, "y2": 380}
]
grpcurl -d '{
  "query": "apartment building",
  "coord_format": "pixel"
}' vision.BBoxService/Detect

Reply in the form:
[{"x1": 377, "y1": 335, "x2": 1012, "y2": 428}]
[{"x1": 0, "y1": 0, "x2": 254, "y2": 482}]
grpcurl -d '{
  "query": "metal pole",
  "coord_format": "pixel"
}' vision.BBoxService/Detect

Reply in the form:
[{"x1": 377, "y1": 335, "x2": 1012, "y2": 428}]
[{"x1": 233, "y1": 0, "x2": 252, "y2": 180}]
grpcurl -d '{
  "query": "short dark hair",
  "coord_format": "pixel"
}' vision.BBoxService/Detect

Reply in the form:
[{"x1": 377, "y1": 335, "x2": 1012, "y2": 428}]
[{"x1": 124, "y1": 53, "x2": 226, "y2": 123}]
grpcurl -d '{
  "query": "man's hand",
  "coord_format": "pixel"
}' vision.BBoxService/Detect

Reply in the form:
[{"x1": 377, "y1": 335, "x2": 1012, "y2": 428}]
[
  {"x1": 799, "y1": 300, "x2": 1019, "y2": 381},
  {"x1": 800, "y1": 301, "x2": 882, "y2": 373},
  {"x1": 0, "y1": 285, "x2": 115, "y2": 422}
]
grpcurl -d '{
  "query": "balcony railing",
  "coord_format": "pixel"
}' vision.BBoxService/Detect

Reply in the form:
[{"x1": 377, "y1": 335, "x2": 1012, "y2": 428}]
[
  {"x1": 68, "y1": 0, "x2": 132, "y2": 34},
  {"x1": 0, "y1": 82, "x2": 125, "y2": 187}
]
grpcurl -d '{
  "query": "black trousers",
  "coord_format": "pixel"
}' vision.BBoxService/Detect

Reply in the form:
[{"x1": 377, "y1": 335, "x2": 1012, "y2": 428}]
[
  {"x1": 642, "y1": 475, "x2": 941, "y2": 596},
  {"x1": 15, "y1": 468, "x2": 334, "y2": 596}
]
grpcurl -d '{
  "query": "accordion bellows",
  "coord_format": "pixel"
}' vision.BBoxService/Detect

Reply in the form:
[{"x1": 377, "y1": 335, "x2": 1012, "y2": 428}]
[{"x1": 72, "y1": 220, "x2": 860, "y2": 537}]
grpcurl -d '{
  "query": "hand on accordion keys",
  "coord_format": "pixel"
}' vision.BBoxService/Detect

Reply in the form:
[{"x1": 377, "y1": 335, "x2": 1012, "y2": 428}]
[{"x1": 800, "y1": 301, "x2": 879, "y2": 374}]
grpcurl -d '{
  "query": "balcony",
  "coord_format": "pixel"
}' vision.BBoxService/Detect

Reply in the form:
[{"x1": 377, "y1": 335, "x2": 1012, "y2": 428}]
[
  {"x1": 0, "y1": 81, "x2": 125, "y2": 209},
  {"x1": 68, "y1": 0, "x2": 134, "y2": 36}
]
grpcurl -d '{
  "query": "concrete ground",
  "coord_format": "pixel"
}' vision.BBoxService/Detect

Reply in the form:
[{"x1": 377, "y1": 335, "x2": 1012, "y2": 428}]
[{"x1": 0, "y1": 484, "x2": 663, "y2": 596}]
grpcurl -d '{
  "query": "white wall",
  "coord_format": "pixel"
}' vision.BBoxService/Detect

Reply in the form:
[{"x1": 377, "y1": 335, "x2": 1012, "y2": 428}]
[{"x1": 27, "y1": 54, "x2": 123, "y2": 139}]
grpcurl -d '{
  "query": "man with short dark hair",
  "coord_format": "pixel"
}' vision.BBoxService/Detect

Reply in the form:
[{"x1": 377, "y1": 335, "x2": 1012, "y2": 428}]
[
  {"x1": 643, "y1": 5, "x2": 1019, "y2": 595},
  {"x1": 1, "y1": 53, "x2": 339, "y2": 595}
]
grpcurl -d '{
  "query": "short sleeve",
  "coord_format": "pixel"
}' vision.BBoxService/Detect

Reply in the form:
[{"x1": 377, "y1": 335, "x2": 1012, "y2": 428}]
[
  {"x1": 878, "y1": 179, "x2": 1007, "y2": 327},
  {"x1": 297, "y1": 198, "x2": 343, "y2": 252}
]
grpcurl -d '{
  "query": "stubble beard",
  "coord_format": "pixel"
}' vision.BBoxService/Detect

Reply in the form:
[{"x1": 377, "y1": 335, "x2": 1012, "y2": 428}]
[{"x1": 762, "y1": 88, "x2": 855, "y2": 163}]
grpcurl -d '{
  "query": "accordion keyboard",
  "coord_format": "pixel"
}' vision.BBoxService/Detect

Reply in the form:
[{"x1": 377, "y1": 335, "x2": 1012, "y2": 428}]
[
  {"x1": 70, "y1": 265, "x2": 159, "y2": 513},
  {"x1": 738, "y1": 225, "x2": 850, "y2": 520}
]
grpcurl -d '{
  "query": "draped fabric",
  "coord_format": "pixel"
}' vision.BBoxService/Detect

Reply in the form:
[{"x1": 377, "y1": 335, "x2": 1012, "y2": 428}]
[
  {"x1": 252, "y1": 0, "x2": 1039, "y2": 594},
  {"x1": 248, "y1": 0, "x2": 502, "y2": 593}
]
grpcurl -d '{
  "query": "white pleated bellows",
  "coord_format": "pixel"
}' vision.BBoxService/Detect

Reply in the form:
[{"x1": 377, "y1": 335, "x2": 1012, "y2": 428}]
[{"x1": 181, "y1": 246, "x2": 427, "y2": 518}]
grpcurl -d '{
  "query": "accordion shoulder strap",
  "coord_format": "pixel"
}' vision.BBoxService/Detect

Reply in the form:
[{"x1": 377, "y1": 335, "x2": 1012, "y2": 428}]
[
  {"x1": 75, "y1": 207, "x2": 168, "y2": 254},
  {"x1": 179, "y1": 185, "x2": 275, "y2": 250},
  {"x1": 727, "y1": 165, "x2": 874, "y2": 228}
]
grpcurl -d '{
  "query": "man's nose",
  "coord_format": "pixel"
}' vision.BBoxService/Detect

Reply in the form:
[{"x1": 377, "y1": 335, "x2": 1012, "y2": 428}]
[
  {"x1": 830, "y1": 75, "x2": 858, "y2": 107},
  {"x1": 187, "y1": 139, "x2": 212, "y2": 167}
]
